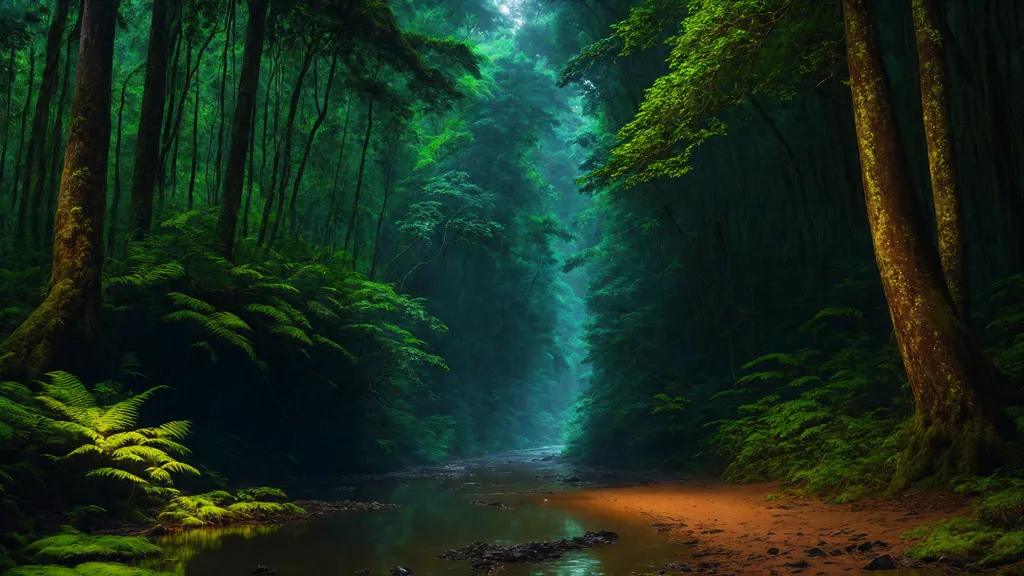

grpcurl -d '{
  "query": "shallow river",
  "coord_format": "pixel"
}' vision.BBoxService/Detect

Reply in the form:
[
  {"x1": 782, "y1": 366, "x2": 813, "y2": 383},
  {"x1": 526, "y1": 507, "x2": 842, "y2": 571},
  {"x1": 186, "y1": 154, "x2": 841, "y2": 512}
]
[{"x1": 148, "y1": 447, "x2": 688, "y2": 575}]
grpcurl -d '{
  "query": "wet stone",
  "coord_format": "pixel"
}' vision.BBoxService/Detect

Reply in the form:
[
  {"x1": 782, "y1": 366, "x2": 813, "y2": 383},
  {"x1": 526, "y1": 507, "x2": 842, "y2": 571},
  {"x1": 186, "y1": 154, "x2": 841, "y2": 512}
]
[
  {"x1": 437, "y1": 530, "x2": 618, "y2": 573},
  {"x1": 863, "y1": 555, "x2": 895, "y2": 571}
]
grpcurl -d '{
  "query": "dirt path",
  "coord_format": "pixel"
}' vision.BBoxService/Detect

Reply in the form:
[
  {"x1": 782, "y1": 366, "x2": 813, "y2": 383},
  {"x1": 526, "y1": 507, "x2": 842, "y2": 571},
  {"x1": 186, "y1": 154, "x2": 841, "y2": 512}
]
[{"x1": 550, "y1": 482, "x2": 970, "y2": 574}]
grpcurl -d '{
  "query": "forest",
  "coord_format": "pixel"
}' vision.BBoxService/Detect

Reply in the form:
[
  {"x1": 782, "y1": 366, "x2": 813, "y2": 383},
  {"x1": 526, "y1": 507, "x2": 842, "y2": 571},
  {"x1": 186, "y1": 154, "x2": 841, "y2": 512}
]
[{"x1": 2, "y1": 0, "x2": 1024, "y2": 574}]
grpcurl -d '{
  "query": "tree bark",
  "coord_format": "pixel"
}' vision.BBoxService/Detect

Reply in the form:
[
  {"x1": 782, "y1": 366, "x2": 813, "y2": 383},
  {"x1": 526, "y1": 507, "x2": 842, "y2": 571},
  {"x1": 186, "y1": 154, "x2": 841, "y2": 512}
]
[
  {"x1": 257, "y1": 38, "x2": 317, "y2": 247},
  {"x1": 128, "y1": 0, "x2": 171, "y2": 240},
  {"x1": 343, "y1": 97, "x2": 374, "y2": 270},
  {"x1": 288, "y1": 52, "x2": 337, "y2": 239},
  {"x1": 323, "y1": 96, "x2": 352, "y2": 247},
  {"x1": 0, "y1": 0, "x2": 117, "y2": 380},
  {"x1": 187, "y1": 63, "x2": 199, "y2": 210},
  {"x1": 16, "y1": 0, "x2": 69, "y2": 248},
  {"x1": 157, "y1": 13, "x2": 183, "y2": 205},
  {"x1": 108, "y1": 67, "x2": 139, "y2": 252},
  {"x1": 842, "y1": 0, "x2": 1004, "y2": 487},
  {"x1": 213, "y1": 0, "x2": 235, "y2": 204},
  {"x1": 242, "y1": 92, "x2": 257, "y2": 238},
  {"x1": 45, "y1": 21, "x2": 78, "y2": 245},
  {"x1": 0, "y1": 48, "x2": 15, "y2": 206},
  {"x1": 369, "y1": 133, "x2": 397, "y2": 280},
  {"x1": 10, "y1": 47, "x2": 34, "y2": 212},
  {"x1": 912, "y1": 0, "x2": 968, "y2": 322},
  {"x1": 215, "y1": 0, "x2": 268, "y2": 261}
]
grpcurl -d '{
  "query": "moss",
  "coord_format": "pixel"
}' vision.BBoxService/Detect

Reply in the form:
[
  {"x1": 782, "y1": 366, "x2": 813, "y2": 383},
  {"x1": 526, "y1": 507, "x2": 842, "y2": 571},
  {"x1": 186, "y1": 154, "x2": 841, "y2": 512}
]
[
  {"x1": 23, "y1": 531, "x2": 161, "y2": 565},
  {"x1": 901, "y1": 525, "x2": 932, "y2": 540},
  {"x1": 981, "y1": 486, "x2": 1024, "y2": 528},
  {"x1": 905, "y1": 517, "x2": 1002, "y2": 562},
  {"x1": 984, "y1": 533, "x2": 1024, "y2": 567},
  {"x1": 892, "y1": 414, "x2": 1003, "y2": 490},
  {"x1": 6, "y1": 566, "x2": 81, "y2": 576},
  {"x1": 7, "y1": 564, "x2": 166, "y2": 576},
  {"x1": 70, "y1": 562, "x2": 168, "y2": 576}
]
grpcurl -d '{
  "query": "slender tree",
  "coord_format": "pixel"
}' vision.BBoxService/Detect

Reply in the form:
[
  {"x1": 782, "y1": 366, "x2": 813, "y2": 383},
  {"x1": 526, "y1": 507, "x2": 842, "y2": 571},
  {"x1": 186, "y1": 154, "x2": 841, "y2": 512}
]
[
  {"x1": 108, "y1": 67, "x2": 140, "y2": 251},
  {"x1": 0, "y1": 0, "x2": 118, "y2": 379},
  {"x1": 215, "y1": 0, "x2": 268, "y2": 260},
  {"x1": 343, "y1": 95, "x2": 375, "y2": 269},
  {"x1": 257, "y1": 37, "x2": 317, "y2": 247},
  {"x1": 128, "y1": 0, "x2": 172, "y2": 240},
  {"x1": 912, "y1": 0, "x2": 968, "y2": 322},
  {"x1": 842, "y1": 0, "x2": 1003, "y2": 486},
  {"x1": 287, "y1": 52, "x2": 337, "y2": 239},
  {"x1": 45, "y1": 18, "x2": 78, "y2": 244},
  {"x1": 16, "y1": 0, "x2": 69, "y2": 247},
  {"x1": 0, "y1": 47, "x2": 14, "y2": 199},
  {"x1": 9, "y1": 47, "x2": 34, "y2": 212}
]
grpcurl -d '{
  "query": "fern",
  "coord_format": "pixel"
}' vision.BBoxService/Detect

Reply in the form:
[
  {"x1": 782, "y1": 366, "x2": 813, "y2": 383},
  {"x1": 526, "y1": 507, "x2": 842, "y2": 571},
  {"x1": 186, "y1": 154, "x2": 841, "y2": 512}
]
[{"x1": 35, "y1": 374, "x2": 199, "y2": 491}]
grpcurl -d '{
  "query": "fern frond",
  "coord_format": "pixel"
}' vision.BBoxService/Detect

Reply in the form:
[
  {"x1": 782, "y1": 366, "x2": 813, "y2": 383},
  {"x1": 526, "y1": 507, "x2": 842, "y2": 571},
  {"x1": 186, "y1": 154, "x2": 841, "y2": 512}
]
[
  {"x1": 166, "y1": 292, "x2": 216, "y2": 313},
  {"x1": 272, "y1": 325, "x2": 313, "y2": 346},
  {"x1": 87, "y1": 467, "x2": 151, "y2": 486}
]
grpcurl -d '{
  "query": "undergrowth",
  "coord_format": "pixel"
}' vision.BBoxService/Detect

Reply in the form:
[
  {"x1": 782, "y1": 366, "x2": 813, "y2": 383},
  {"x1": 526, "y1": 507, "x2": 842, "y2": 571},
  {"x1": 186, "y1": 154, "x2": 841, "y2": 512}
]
[{"x1": 708, "y1": 306, "x2": 908, "y2": 502}]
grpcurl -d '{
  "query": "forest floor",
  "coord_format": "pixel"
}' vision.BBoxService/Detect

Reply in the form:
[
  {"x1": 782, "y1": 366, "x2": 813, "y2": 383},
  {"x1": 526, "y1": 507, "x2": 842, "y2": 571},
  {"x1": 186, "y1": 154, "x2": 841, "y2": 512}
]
[{"x1": 551, "y1": 481, "x2": 973, "y2": 574}]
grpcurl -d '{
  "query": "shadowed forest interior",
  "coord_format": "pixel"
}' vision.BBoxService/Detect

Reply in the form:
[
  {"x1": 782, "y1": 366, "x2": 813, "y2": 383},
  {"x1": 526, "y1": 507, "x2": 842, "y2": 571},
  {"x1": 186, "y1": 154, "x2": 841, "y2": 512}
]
[{"x1": 3, "y1": 0, "x2": 1024, "y2": 574}]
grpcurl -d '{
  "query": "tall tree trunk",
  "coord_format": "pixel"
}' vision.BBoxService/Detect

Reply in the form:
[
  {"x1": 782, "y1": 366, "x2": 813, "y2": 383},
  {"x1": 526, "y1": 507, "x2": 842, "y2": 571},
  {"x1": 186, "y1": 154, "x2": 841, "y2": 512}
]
[
  {"x1": 45, "y1": 22, "x2": 78, "y2": 245},
  {"x1": 187, "y1": 65, "x2": 199, "y2": 210},
  {"x1": 213, "y1": 0, "x2": 235, "y2": 204},
  {"x1": 258, "y1": 45, "x2": 278, "y2": 202},
  {"x1": 288, "y1": 52, "x2": 337, "y2": 239},
  {"x1": 369, "y1": 135, "x2": 397, "y2": 280},
  {"x1": 257, "y1": 39, "x2": 317, "y2": 247},
  {"x1": 242, "y1": 90, "x2": 257, "y2": 238},
  {"x1": 128, "y1": 0, "x2": 171, "y2": 240},
  {"x1": 0, "y1": 48, "x2": 15, "y2": 205},
  {"x1": 16, "y1": 0, "x2": 69, "y2": 248},
  {"x1": 912, "y1": 0, "x2": 968, "y2": 322},
  {"x1": 215, "y1": 0, "x2": 268, "y2": 261},
  {"x1": 343, "y1": 97, "x2": 374, "y2": 270},
  {"x1": 0, "y1": 0, "x2": 117, "y2": 379},
  {"x1": 108, "y1": 67, "x2": 139, "y2": 252},
  {"x1": 842, "y1": 0, "x2": 1004, "y2": 487},
  {"x1": 10, "y1": 47, "x2": 34, "y2": 212},
  {"x1": 157, "y1": 14, "x2": 183, "y2": 205},
  {"x1": 323, "y1": 96, "x2": 352, "y2": 247}
]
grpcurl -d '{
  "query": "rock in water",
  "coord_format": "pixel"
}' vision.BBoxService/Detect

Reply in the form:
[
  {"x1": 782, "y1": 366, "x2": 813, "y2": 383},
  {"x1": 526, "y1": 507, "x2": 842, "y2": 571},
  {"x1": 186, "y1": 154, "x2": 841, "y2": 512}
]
[
  {"x1": 864, "y1": 555, "x2": 895, "y2": 571},
  {"x1": 438, "y1": 531, "x2": 618, "y2": 573},
  {"x1": 252, "y1": 567, "x2": 275, "y2": 575},
  {"x1": 389, "y1": 567, "x2": 414, "y2": 576}
]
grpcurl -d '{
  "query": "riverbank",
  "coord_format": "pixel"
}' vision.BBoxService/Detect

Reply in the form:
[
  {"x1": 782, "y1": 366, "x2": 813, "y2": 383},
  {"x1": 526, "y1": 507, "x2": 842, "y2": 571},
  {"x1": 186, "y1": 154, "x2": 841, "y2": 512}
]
[{"x1": 549, "y1": 481, "x2": 973, "y2": 574}]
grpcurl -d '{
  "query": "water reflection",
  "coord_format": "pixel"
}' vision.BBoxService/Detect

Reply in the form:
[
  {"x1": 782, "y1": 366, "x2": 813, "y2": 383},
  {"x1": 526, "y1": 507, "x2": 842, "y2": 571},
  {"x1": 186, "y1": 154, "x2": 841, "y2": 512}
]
[{"x1": 147, "y1": 452, "x2": 684, "y2": 575}]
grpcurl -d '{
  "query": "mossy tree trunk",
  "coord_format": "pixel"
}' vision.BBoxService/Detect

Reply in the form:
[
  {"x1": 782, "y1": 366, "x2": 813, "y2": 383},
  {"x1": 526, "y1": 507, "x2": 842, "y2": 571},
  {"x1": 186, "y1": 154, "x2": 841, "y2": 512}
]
[
  {"x1": 128, "y1": 0, "x2": 171, "y2": 240},
  {"x1": 215, "y1": 0, "x2": 268, "y2": 261},
  {"x1": 0, "y1": 0, "x2": 117, "y2": 380},
  {"x1": 15, "y1": 0, "x2": 69, "y2": 248},
  {"x1": 912, "y1": 0, "x2": 969, "y2": 323},
  {"x1": 842, "y1": 0, "x2": 1003, "y2": 487}
]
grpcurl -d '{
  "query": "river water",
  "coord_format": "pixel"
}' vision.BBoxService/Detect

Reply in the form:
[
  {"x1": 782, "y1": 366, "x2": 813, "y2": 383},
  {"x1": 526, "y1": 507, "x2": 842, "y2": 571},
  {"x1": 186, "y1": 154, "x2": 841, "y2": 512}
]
[{"x1": 149, "y1": 447, "x2": 688, "y2": 575}]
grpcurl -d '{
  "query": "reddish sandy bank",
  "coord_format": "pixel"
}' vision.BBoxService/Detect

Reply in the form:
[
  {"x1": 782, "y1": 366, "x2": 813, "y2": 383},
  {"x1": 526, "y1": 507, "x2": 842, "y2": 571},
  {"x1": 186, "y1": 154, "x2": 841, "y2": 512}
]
[{"x1": 550, "y1": 482, "x2": 970, "y2": 574}]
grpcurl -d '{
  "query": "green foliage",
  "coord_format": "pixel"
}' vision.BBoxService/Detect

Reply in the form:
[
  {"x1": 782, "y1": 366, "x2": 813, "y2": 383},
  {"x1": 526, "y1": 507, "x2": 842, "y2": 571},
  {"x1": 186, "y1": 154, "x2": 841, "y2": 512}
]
[
  {"x1": 22, "y1": 529, "x2": 160, "y2": 565},
  {"x1": 157, "y1": 487, "x2": 304, "y2": 528},
  {"x1": 36, "y1": 372, "x2": 199, "y2": 493},
  {"x1": 8, "y1": 563, "x2": 167, "y2": 576},
  {"x1": 708, "y1": 308, "x2": 907, "y2": 501},
  {"x1": 583, "y1": 0, "x2": 842, "y2": 188}
]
